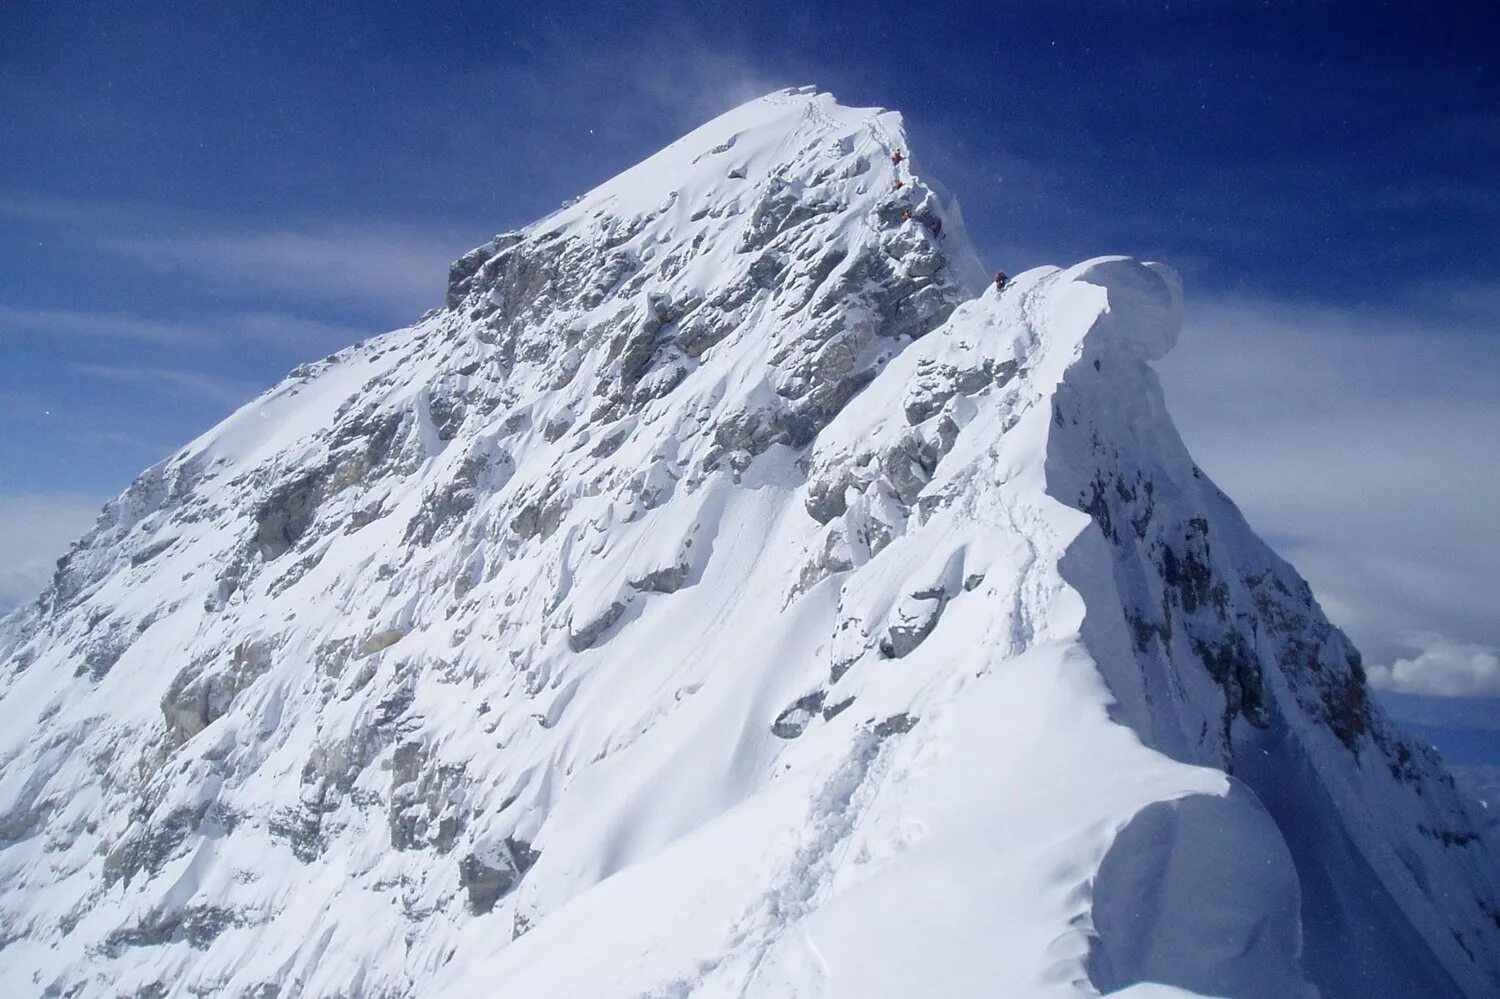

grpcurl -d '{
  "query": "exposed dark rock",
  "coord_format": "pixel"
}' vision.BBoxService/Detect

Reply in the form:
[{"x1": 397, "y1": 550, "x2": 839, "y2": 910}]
[
  {"x1": 509, "y1": 486, "x2": 567, "y2": 542},
  {"x1": 129, "y1": 536, "x2": 177, "y2": 568},
  {"x1": 428, "y1": 392, "x2": 467, "y2": 441},
  {"x1": 1419, "y1": 824, "x2": 1480, "y2": 848},
  {"x1": 268, "y1": 804, "x2": 327, "y2": 864},
  {"x1": 78, "y1": 623, "x2": 131, "y2": 681},
  {"x1": 568, "y1": 600, "x2": 628, "y2": 652},
  {"x1": 821, "y1": 697, "x2": 855, "y2": 721},
  {"x1": 0, "y1": 786, "x2": 53, "y2": 847},
  {"x1": 161, "y1": 640, "x2": 276, "y2": 744},
  {"x1": 872, "y1": 713, "x2": 918, "y2": 738},
  {"x1": 1159, "y1": 539, "x2": 1214, "y2": 617},
  {"x1": 102, "y1": 802, "x2": 211, "y2": 888},
  {"x1": 104, "y1": 903, "x2": 241, "y2": 955},
  {"x1": 590, "y1": 421, "x2": 635, "y2": 459},
  {"x1": 459, "y1": 837, "x2": 539, "y2": 915},
  {"x1": 446, "y1": 234, "x2": 523, "y2": 309},
  {"x1": 736, "y1": 179, "x2": 842, "y2": 253},
  {"x1": 879, "y1": 593, "x2": 946, "y2": 659},
  {"x1": 252, "y1": 471, "x2": 324, "y2": 561},
  {"x1": 1321, "y1": 665, "x2": 1370, "y2": 751},
  {"x1": 805, "y1": 474, "x2": 852, "y2": 525},
  {"x1": 405, "y1": 452, "x2": 507, "y2": 548},
  {"x1": 772, "y1": 691, "x2": 828, "y2": 739},
  {"x1": 628, "y1": 562, "x2": 692, "y2": 594},
  {"x1": 1192, "y1": 635, "x2": 1267, "y2": 730},
  {"x1": 389, "y1": 741, "x2": 469, "y2": 853},
  {"x1": 1079, "y1": 472, "x2": 1117, "y2": 544}
]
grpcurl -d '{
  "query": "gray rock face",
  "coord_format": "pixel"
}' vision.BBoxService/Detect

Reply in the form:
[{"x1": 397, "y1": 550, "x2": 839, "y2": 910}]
[
  {"x1": 404, "y1": 450, "x2": 511, "y2": 547},
  {"x1": 772, "y1": 691, "x2": 828, "y2": 739},
  {"x1": 568, "y1": 601, "x2": 628, "y2": 652},
  {"x1": 161, "y1": 639, "x2": 276, "y2": 744},
  {"x1": 431, "y1": 124, "x2": 981, "y2": 480},
  {"x1": 252, "y1": 472, "x2": 323, "y2": 560},
  {"x1": 459, "y1": 838, "x2": 539, "y2": 915},
  {"x1": 628, "y1": 562, "x2": 692, "y2": 594},
  {"x1": 878, "y1": 590, "x2": 946, "y2": 659}
]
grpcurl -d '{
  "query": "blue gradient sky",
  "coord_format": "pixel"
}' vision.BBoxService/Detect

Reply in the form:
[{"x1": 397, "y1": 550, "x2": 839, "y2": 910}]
[{"x1": 2, "y1": 2, "x2": 1498, "y2": 751}]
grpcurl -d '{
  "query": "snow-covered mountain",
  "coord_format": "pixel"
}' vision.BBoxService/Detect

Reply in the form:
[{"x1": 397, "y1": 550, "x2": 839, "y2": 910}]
[{"x1": 2, "y1": 87, "x2": 1497, "y2": 998}]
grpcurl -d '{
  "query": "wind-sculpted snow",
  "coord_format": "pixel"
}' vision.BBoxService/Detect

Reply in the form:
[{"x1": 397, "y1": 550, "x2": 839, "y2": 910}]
[{"x1": 1, "y1": 89, "x2": 1497, "y2": 998}]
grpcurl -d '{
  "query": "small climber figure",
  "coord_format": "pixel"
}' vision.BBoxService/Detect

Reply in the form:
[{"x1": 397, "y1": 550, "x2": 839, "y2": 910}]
[
  {"x1": 901, "y1": 209, "x2": 913, "y2": 221},
  {"x1": 891, "y1": 149, "x2": 904, "y2": 166},
  {"x1": 892, "y1": 178, "x2": 904, "y2": 191},
  {"x1": 994, "y1": 271, "x2": 1009, "y2": 292},
  {"x1": 928, "y1": 217, "x2": 943, "y2": 237}
]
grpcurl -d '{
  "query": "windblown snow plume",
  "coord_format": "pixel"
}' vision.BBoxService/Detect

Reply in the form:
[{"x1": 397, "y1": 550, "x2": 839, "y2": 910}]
[{"x1": 2, "y1": 88, "x2": 1497, "y2": 998}]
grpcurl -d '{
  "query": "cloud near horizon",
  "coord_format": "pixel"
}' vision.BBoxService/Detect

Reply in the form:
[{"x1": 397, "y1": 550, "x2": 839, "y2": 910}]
[
  {"x1": 1158, "y1": 291, "x2": 1499, "y2": 675},
  {"x1": 1367, "y1": 635, "x2": 1500, "y2": 698},
  {"x1": 0, "y1": 492, "x2": 102, "y2": 613}
]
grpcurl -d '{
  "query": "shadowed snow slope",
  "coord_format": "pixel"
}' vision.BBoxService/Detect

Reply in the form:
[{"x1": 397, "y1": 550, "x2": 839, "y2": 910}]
[{"x1": 1, "y1": 89, "x2": 1497, "y2": 998}]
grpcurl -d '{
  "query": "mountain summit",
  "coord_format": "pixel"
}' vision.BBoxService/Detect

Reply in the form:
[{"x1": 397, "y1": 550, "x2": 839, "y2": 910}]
[{"x1": 2, "y1": 88, "x2": 1497, "y2": 998}]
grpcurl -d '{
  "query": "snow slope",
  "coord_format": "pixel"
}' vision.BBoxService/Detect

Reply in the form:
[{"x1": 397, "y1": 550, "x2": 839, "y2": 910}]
[{"x1": 1, "y1": 88, "x2": 1497, "y2": 998}]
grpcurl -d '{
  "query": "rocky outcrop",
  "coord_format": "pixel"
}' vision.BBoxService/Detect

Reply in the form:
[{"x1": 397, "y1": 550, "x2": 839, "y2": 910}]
[{"x1": 459, "y1": 838, "x2": 539, "y2": 915}]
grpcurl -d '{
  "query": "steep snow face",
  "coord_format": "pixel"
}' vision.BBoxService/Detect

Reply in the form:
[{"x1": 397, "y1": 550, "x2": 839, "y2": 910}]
[
  {"x1": 0, "y1": 89, "x2": 1497, "y2": 999},
  {"x1": 1036, "y1": 260, "x2": 1500, "y2": 998}
]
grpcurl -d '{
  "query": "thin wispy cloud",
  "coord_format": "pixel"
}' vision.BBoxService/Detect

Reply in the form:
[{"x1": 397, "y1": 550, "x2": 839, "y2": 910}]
[
  {"x1": 65, "y1": 426, "x2": 180, "y2": 456},
  {"x1": 621, "y1": 44, "x2": 792, "y2": 128},
  {"x1": 493, "y1": 24, "x2": 793, "y2": 134},
  {"x1": 2, "y1": 192, "x2": 468, "y2": 314},
  {"x1": 0, "y1": 305, "x2": 371, "y2": 354},
  {"x1": 0, "y1": 306, "x2": 195, "y2": 346},
  {"x1": 71, "y1": 363, "x2": 261, "y2": 408},
  {"x1": 0, "y1": 191, "x2": 105, "y2": 225},
  {"x1": 102, "y1": 226, "x2": 458, "y2": 313},
  {"x1": 219, "y1": 312, "x2": 374, "y2": 353}
]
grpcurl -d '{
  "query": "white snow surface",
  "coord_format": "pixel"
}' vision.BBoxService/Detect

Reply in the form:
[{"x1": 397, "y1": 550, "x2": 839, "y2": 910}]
[{"x1": 2, "y1": 88, "x2": 1498, "y2": 999}]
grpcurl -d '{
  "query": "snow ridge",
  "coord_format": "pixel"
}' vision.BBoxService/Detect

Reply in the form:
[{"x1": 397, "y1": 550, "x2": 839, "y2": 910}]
[{"x1": 1, "y1": 89, "x2": 1497, "y2": 999}]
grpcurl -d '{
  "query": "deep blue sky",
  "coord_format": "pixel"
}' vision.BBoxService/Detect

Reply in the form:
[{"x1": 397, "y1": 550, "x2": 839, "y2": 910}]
[
  {"x1": 3, "y1": 1, "x2": 1496, "y2": 496},
  {"x1": 2, "y1": 2, "x2": 1499, "y2": 747}
]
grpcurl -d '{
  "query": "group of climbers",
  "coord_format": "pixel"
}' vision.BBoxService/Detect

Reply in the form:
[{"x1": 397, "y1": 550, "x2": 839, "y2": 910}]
[
  {"x1": 890, "y1": 146, "x2": 1006, "y2": 293},
  {"x1": 888, "y1": 149, "x2": 943, "y2": 238}
]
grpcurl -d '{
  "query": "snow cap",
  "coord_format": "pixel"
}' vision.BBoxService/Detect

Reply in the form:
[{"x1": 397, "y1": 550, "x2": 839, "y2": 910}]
[{"x1": 1062, "y1": 256, "x2": 1184, "y2": 361}]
